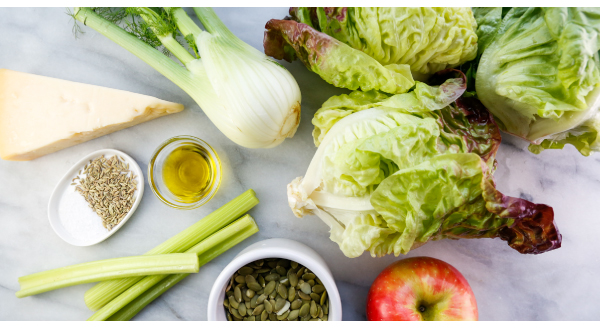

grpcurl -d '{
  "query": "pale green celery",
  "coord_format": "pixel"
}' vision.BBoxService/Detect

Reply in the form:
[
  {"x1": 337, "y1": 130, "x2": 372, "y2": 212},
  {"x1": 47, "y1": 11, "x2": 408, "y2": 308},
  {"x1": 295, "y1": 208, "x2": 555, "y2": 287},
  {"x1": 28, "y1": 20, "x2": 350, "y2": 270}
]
[
  {"x1": 107, "y1": 221, "x2": 258, "y2": 321},
  {"x1": 88, "y1": 214, "x2": 258, "y2": 321},
  {"x1": 15, "y1": 254, "x2": 199, "y2": 298},
  {"x1": 84, "y1": 189, "x2": 259, "y2": 311}
]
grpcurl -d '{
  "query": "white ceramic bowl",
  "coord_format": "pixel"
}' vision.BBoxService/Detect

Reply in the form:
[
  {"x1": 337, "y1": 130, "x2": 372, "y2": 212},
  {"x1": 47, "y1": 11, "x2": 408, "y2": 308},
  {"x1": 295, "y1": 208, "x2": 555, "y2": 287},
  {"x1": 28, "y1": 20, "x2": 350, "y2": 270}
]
[
  {"x1": 47, "y1": 149, "x2": 143, "y2": 246},
  {"x1": 207, "y1": 238, "x2": 342, "y2": 321}
]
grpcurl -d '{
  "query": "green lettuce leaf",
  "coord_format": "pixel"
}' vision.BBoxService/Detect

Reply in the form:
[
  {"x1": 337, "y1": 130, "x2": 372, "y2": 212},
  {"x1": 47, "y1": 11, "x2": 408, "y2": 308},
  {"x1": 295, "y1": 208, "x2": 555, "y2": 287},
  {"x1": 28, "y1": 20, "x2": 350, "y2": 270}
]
[
  {"x1": 288, "y1": 7, "x2": 479, "y2": 78},
  {"x1": 474, "y1": 7, "x2": 600, "y2": 155},
  {"x1": 288, "y1": 72, "x2": 561, "y2": 257},
  {"x1": 264, "y1": 19, "x2": 414, "y2": 94}
]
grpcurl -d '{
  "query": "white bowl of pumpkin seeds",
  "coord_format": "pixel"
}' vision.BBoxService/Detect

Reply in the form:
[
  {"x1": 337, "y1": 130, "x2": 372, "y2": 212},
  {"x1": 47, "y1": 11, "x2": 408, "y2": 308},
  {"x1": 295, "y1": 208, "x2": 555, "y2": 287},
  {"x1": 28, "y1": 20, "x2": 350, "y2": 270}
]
[{"x1": 207, "y1": 238, "x2": 342, "y2": 321}]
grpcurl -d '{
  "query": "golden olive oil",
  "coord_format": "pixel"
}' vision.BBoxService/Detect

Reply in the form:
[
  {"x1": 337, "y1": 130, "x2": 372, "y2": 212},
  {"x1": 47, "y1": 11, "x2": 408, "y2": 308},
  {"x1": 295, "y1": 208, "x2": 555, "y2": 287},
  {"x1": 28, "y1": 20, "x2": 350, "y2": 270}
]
[{"x1": 162, "y1": 144, "x2": 214, "y2": 203}]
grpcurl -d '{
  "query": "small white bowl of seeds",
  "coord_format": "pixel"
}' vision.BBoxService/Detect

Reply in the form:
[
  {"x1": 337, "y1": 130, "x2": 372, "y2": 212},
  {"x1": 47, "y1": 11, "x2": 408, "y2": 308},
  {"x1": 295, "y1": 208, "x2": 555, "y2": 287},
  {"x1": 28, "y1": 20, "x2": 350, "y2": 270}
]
[
  {"x1": 207, "y1": 238, "x2": 342, "y2": 321},
  {"x1": 48, "y1": 149, "x2": 143, "y2": 246}
]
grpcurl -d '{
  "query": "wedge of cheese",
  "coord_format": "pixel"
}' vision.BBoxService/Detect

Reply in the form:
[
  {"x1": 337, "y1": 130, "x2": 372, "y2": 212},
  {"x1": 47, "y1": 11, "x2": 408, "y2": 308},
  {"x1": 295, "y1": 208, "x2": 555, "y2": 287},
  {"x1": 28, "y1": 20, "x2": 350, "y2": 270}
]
[{"x1": 0, "y1": 69, "x2": 184, "y2": 161}]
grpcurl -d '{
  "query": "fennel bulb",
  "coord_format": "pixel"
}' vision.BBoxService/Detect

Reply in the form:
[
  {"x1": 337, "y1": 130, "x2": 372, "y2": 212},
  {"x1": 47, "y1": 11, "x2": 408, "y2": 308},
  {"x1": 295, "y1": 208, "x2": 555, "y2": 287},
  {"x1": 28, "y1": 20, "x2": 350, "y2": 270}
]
[
  {"x1": 288, "y1": 71, "x2": 561, "y2": 258},
  {"x1": 73, "y1": 7, "x2": 301, "y2": 149}
]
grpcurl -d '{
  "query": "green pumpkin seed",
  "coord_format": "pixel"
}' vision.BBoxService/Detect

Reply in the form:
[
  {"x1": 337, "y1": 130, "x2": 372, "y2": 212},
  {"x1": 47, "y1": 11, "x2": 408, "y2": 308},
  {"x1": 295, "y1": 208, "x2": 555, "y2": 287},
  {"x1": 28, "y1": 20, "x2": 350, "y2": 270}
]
[
  {"x1": 265, "y1": 273, "x2": 280, "y2": 282},
  {"x1": 242, "y1": 289, "x2": 252, "y2": 302},
  {"x1": 229, "y1": 295, "x2": 239, "y2": 309},
  {"x1": 226, "y1": 312, "x2": 232, "y2": 321},
  {"x1": 239, "y1": 266, "x2": 254, "y2": 275},
  {"x1": 256, "y1": 294, "x2": 267, "y2": 304},
  {"x1": 238, "y1": 302, "x2": 247, "y2": 316},
  {"x1": 277, "y1": 311, "x2": 290, "y2": 320},
  {"x1": 301, "y1": 316, "x2": 310, "y2": 321},
  {"x1": 276, "y1": 266, "x2": 287, "y2": 276},
  {"x1": 270, "y1": 299, "x2": 276, "y2": 310},
  {"x1": 313, "y1": 285, "x2": 325, "y2": 294},
  {"x1": 248, "y1": 282, "x2": 262, "y2": 292},
  {"x1": 288, "y1": 286, "x2": 296, "y2": 302},
  {"x1": 291, "y1": 261, "x2": 298, "y2": 269},
  {"x1": 261, "y1": 310, "x2": 268, "y2": 321},
  {"x1": 269, "y1": 286, "x2": 277, "y2": 299},
  {"x1": 264, "y1": 280, "x2": 276, "y2": 295},
  {"x1": 302, "y1": 273, "x2": 316, "y2": 281},
  {"x1": 226, "y1": 290, "x2": 234, "y2": 297},
  {"x1": 245, "y1": 274, "x2": 257, "y2": 285},
  {"x1": 246, "y1": 301, "x2": 252, "y2": 309},
  {"x1": 234, "y1": 286, "x2": 242, "y2": 303},
  {"x1": 277, "y1": 259, "x2": 289, "y2": 267},
  {"x1": 250, "y1": 294, "x2": 258, "y2": 308},
  {"x1": 310, "y1": 300, "x2": 317, "y2": 318},
  {"x1": 231, "y1": 308, "x2": 243, "y2": 319},
  {"x1": 269, "y1": 313, "x2": 277, "y2": 321},
  {"x1": 264, "y1": 299, "x2": 273, "y2": 313},
  {"x1": 248, "y1": 315, "x2": 256, "y2": 321},
  {"x1": 318, "y1": 304, "x2": 324, "y2": 318},
  {"x1": 299, "y1": 281, "x2": 312, "y2": 295},
  {"x1": 267, "y1": 261, "x2": 278, "y2": 269},
  {"x1": 322, "y1": 314, "x2": 328, "y2": 321},
  {"x1": 296, "y1": 267, "x2": 305, "y2": 277},
  {"x1": 310, "y1": 293, "x2": 320, "y2": 302},
  {"x1": 274, "y1": 297, "x2": 286, "y2": 311},
  {"x1": 323, "y1": 300, "x2": 328, "y2": 315},
  {"x1": 316, "y1": 278, "x2": 323, "y2": 285},
  {"x1": 299, "y1": 303, "x2": 310, "y2": 317},
  {"x1": 252, "y1": 304, "x2": 265, "y2": 316},
  {"x1": 307, "y1": 279, "x2": 315, "y2": 287},
  {"x1": 277, "y1": 283, "x2": 288, "y2": 299},
  {"x1": 291, "y1": 299, "x2": 302, "y2": 310},
  {"x1": 235, "y1": 275, "x2": 245, "y2": 284},
  {"x1": 320, "y1": 290, "x2": 327, "y2": 305},
  {"x1": 223, "y1": 298, "x2": 229, "y2": 307},
  {"x1": 288, "y1": 309, "x2": 300, "y2": 320},
  {"x1": 288, "y1": 271, "x2": 299, "y2": 287},
  {"x1": 258, "y1": 275, "x2": 266, "y2": 287},
  {"x1": 298, "y1": 290, "x2": 311, "y2": 300},
  {"x1": 255, "y1": 268, "x2": 270, "y2": 274},
  {"x1": 254, "y1": 259, "x2": 264, "y2": 267}
]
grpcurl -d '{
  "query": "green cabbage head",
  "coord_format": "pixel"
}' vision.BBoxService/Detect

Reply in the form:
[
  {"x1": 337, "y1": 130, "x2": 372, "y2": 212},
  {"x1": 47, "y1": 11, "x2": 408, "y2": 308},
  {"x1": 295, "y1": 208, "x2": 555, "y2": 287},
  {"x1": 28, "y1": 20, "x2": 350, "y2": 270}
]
[{"x1": 474, "y1": 7, "x2": 600, "y2": 155}]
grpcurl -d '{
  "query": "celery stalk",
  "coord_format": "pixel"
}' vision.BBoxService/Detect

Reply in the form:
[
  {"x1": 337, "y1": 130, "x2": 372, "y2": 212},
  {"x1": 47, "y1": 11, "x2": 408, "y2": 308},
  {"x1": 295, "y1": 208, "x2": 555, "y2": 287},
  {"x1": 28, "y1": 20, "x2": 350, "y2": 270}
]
[
  {"x1": 88, "y1": 214, "x2": 258, "y2": 321},
  {"x1": 85, "y1": 189, "x2": 258, "y2": 310},
  {"x1": 15, "y1": 253, "x2": 199, "y2": 298},
  {"x1": 108, "y1": 225, "x2": 257, "y2": 321}
]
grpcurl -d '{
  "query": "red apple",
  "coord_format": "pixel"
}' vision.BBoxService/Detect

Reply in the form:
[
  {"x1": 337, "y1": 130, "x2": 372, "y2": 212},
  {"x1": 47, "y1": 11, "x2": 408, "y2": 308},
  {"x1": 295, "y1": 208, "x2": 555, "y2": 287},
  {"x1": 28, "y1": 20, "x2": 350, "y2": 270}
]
[{"x1": 366, "y1": 256, "x2": 478, "y2": 321}]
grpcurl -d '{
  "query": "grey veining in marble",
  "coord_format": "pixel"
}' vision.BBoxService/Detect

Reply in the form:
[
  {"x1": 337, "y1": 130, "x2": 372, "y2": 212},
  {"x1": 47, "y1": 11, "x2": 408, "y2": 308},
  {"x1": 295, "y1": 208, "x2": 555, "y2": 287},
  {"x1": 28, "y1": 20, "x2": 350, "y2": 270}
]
[{"x1": 1, "y1": 7, "x2": 600, "y2": 321}]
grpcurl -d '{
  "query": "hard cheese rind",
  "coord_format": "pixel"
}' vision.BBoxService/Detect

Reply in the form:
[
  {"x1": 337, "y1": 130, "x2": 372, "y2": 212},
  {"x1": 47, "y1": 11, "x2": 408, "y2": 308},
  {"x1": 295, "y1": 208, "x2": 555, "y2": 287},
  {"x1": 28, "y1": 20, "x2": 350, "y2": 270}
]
[{"x1": 0, "y1": 69, "x2": 184, "y2": 161}]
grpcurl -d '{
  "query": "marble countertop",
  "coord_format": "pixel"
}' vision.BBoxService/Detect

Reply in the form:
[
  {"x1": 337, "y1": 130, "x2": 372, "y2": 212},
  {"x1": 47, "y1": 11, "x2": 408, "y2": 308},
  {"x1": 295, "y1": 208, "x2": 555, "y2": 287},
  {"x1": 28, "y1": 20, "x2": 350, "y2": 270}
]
[{"x1": 1, "y1": 7, "x2": 600, "y2": 321}]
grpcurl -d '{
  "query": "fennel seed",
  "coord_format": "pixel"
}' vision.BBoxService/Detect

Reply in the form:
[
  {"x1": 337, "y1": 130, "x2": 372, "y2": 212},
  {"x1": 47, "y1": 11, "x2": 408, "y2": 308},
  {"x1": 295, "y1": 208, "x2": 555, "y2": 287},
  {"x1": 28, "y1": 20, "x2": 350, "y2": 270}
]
[{"x1": 74, "y1": 155, "x2": 137, "y2": 230}]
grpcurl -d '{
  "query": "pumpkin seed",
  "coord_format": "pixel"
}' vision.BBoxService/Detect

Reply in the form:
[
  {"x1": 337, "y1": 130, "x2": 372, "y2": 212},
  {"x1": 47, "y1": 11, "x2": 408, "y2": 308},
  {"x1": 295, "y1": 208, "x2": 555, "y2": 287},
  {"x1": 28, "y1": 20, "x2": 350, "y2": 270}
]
[
  {"x1": 310, "y1": 300, "x2": 317, "y2": 318},
  {"x1": 224, "y1": 258, "x2": 329, "y2": 321},
  {"x1": 264, "y1": 299, "x2": 273, "y2": 313},
  {"x1": 229, "y1": 295, "x2": 239, "y2": 309},
  {"x1": 256, "y1": 294, "x2": 267, "y2": 304},
  {"x1": 239, "y1": 266, "x2": 253, "y2": 275},
  {"x1": 299, "y1": 281, "x2": 312, "y2": 295},
  {"x1": 302, "y1": 273, "x2": 316, "y2": 280},
  {"x1": 277, "y1": 282, "x2": 288, "y2": 299},
  {"x1": 238, "y1": 302, "x2": 247, "y2": 316},
  {"x1": 320, "y1": 290, "x2": 327, "y2": 305},
  {"x1": 264, "y1": 280, "x2": 276, "y2": 295},
  {"x1": 231, "y1": 308, "x2": 242, "y2": 319},
  {"x1": 234, "y1": 286, "x2": 242, "y2": 303},
  {"x1": 291, "y1": 299, "x2": 302, "y2": 310},
  {"x1": 310, "y1": 293, "x2": 321, "y2": 302},
  {"x1": 313, "y1": 284, "x2": 325, "y2": 294},
  {"x1": 298, "y1": 290, "x2": 311, "y2": 300},
  {"x1": 299, "y1": 303, "x2": 310, "y2": 317},
  {"x1": 274, "y1": 297, "x2": 286, "y2": 312},
  {"x1": 288, "y1": 271, "x2": 299, "y2": 287},
  {"x1": 252, "y1": 304, "x2": 264, "y2": 316}
]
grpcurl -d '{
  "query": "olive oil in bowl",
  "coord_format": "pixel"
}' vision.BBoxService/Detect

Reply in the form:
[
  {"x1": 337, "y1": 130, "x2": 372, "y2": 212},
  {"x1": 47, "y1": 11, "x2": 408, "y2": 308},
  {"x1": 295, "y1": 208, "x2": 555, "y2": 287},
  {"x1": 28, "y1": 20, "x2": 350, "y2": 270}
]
[{"x1": 149, "y1": 136, "x2": 221, "y2": 209}]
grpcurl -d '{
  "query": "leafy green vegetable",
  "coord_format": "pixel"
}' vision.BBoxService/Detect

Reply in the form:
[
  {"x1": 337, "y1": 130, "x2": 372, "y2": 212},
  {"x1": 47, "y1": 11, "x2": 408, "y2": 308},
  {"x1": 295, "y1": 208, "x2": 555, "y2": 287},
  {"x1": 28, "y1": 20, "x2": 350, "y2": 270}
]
[
  {"x1": 264, "y1": 7, "x2": 478, "y2": 93},
  {"x1": 73, "y1": 7, "x2": 301, "y2": 149},
  {"x1": 473, "y1": 7, "x2": 600, "y2": 155},
  {"x1": 288, "y1": 70, "x2": 561, "y2": 257}
]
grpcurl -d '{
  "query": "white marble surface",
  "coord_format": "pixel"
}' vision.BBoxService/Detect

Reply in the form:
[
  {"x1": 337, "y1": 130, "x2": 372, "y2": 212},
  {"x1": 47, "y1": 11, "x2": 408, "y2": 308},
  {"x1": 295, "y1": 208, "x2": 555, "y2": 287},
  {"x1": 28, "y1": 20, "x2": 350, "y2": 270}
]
[{"x1": 1, "y1": 7, "x2": 600, "y2": 321}]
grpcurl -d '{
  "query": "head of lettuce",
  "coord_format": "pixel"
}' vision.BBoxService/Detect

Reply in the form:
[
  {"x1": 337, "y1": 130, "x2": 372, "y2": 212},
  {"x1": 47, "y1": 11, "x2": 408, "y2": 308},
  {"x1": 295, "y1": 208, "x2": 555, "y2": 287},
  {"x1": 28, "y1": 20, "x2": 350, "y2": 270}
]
[
  {"x1": 288, "y1": 70, "x2": 561, "y2": 258},
  {"x1": 474, "y1": 7, "x2": 600, "y2": 156}
]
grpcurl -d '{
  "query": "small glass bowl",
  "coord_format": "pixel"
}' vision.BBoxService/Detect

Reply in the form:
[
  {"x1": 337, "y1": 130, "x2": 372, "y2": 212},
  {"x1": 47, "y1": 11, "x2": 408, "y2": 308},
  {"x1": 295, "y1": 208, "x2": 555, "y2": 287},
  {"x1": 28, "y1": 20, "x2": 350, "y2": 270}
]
[{"x1": 148, "y1": 136, "x2": 222, "y2": 210}]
